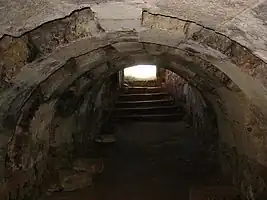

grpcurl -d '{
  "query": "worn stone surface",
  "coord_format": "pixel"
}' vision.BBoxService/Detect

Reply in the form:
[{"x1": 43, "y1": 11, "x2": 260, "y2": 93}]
[
  {"x1": 0, "y1": 41, "x2": 266, "y2": 200},
  {"x1": 26, "y1": 7, "x2": 103, "y2": 57},
  {"x1": 48, "y1": 158, "x2": 103, "y2": 192},
  {"x1": 60, "y1": 172, "x2": 93, "y2": 191},
  {"x1": 72, "y1": 158, "x2": 104, "y2": 174},
  {"x1": 220, "y1": 0, "x2": 267, "y2": 61},
  {"x1": 0, "y1": 36, "x2": 30, "y2": 92},
  {"x1": 0, "y1": 0, "x2": 266, "y2": 62},
  {"x1": 0, "y1": 1, "x2": 267, "y2": 199},
  {"x1": 220, "y1": 142, "x2": 267, "y2": 200},
  {"x1": 164, "y1": 70, "x2": 218, "y2": 160},
  {"x1": 0, "y1": 65, "x2": 119, "y2": 200}
]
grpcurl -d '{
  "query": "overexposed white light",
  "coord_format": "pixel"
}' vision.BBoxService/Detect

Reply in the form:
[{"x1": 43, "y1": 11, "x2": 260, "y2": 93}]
[{"x1": 124, "y1": 65, "x2": 157, "y2": 80}]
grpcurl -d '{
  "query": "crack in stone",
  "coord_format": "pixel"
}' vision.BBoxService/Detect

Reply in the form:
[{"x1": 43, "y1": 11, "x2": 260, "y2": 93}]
[
  {"x1": 0, "y1": 7, "x2": 94, "y2": 40},
  {"x1": 141, "y1": 10, "x2": 267, "y2": 64}
]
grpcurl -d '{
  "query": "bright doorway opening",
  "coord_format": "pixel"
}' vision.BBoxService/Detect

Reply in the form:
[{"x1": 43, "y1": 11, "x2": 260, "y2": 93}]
[{"x1": 124, "y1": 65, "x2": 157, "y2": 81}]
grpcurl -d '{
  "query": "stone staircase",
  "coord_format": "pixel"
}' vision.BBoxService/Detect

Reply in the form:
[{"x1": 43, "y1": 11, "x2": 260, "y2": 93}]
[
  {"x1": 111, "y1": 86, "x2": 185, "y2": 122},
  {"x1": 98, "y1": 86, "x2": 241, "y2": 200}
]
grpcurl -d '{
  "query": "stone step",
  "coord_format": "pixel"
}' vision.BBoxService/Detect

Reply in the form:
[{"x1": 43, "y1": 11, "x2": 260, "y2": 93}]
[
  {"x1": 112, "y1": 113, "x2": 184, "y2": 122},
  {"x1": 124, "y1": 80, "x2": 160, "y2": 87},
  {"x1": 115, "y1": 99, "x2": 174, "y2": 108},
  {"x1": 118, "y1": 92, "x2": 171, "y2": 101},
  {"x1": 123, "y1": 86, "x2": 163, "y2": 94},
  {"x1": 113, "y1": 105, "x2": 180, "y2": 115}
]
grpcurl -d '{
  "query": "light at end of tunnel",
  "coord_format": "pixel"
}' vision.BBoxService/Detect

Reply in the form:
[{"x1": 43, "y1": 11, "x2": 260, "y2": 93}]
[{"x1": 124, "y1": 65, "x2": 157, "y2": 80}]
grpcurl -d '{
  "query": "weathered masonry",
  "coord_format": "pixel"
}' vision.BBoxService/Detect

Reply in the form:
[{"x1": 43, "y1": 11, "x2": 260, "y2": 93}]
[{"x1": 0, "y1": 1, "x2": 267, "y2": 199}]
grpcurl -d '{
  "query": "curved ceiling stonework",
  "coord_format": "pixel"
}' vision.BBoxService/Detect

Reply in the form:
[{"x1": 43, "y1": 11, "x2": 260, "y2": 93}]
[
  {"x1": 0, "y1": 1, "x2": 267, "y2": 200},
  {"x1": 0, "y1": 0, "x2": 266, "y2": 61}
]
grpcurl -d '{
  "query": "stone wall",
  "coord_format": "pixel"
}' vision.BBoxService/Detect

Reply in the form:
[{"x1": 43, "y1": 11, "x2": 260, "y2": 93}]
[
  {"x1": 164, "y1": 69, "x2": 267, "y2": 199},
  {"x1": 164, "y1": 70, "x2": 218, "y2": 149},
  {"x1": 0, "y1": 8, "x2": 103, "y2": 93},
  {"x1": 0, "y1": 72, "x2": 119, "y2": 200},
  {"x1": 0, "y1": 6, "x2": 267, "y2": 199},
  {"x1": 214, "y1": 90, "x2": 267, "y2": 200},
  {"x1": 76, "y1": 73, "x2": 119, "y2": 153},
  {"x1": 220, "y1": 143, "x2": 267, "y2": 200}
]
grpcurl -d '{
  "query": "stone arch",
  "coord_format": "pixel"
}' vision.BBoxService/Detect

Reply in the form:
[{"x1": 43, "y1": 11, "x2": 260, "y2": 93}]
[
  {"x1": 1, "y1": 39, "x2": 266, "y2": 159},
  {"x1": 0, "y1": 5, "x2": 267, "y2": 199}
]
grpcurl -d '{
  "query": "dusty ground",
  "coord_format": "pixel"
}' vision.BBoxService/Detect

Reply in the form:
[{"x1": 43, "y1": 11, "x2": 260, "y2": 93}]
[{"x1": 42, "y1": 121, "x2": 220, "y2": 200}]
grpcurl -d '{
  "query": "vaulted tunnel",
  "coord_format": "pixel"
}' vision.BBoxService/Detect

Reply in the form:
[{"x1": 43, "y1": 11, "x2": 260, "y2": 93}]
[{"x1": 0, "y1": 2, "x2": 267, "y2": 200}]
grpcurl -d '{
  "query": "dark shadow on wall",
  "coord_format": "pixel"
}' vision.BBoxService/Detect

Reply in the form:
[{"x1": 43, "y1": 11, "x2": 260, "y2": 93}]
[{"x1": 163, "y1": 69, "x2": 219, "y2": 170}]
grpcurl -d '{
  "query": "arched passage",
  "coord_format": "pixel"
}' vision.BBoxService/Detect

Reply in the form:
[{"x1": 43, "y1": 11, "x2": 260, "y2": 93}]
[{"x1": 0, "y1": 4, "x2": 267, "y2": 200}]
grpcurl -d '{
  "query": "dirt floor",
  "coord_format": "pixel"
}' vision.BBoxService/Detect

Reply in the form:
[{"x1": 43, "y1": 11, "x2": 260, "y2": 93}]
[{"x1": 42, "y1": 121, "x2": 220, "y2": 200}]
